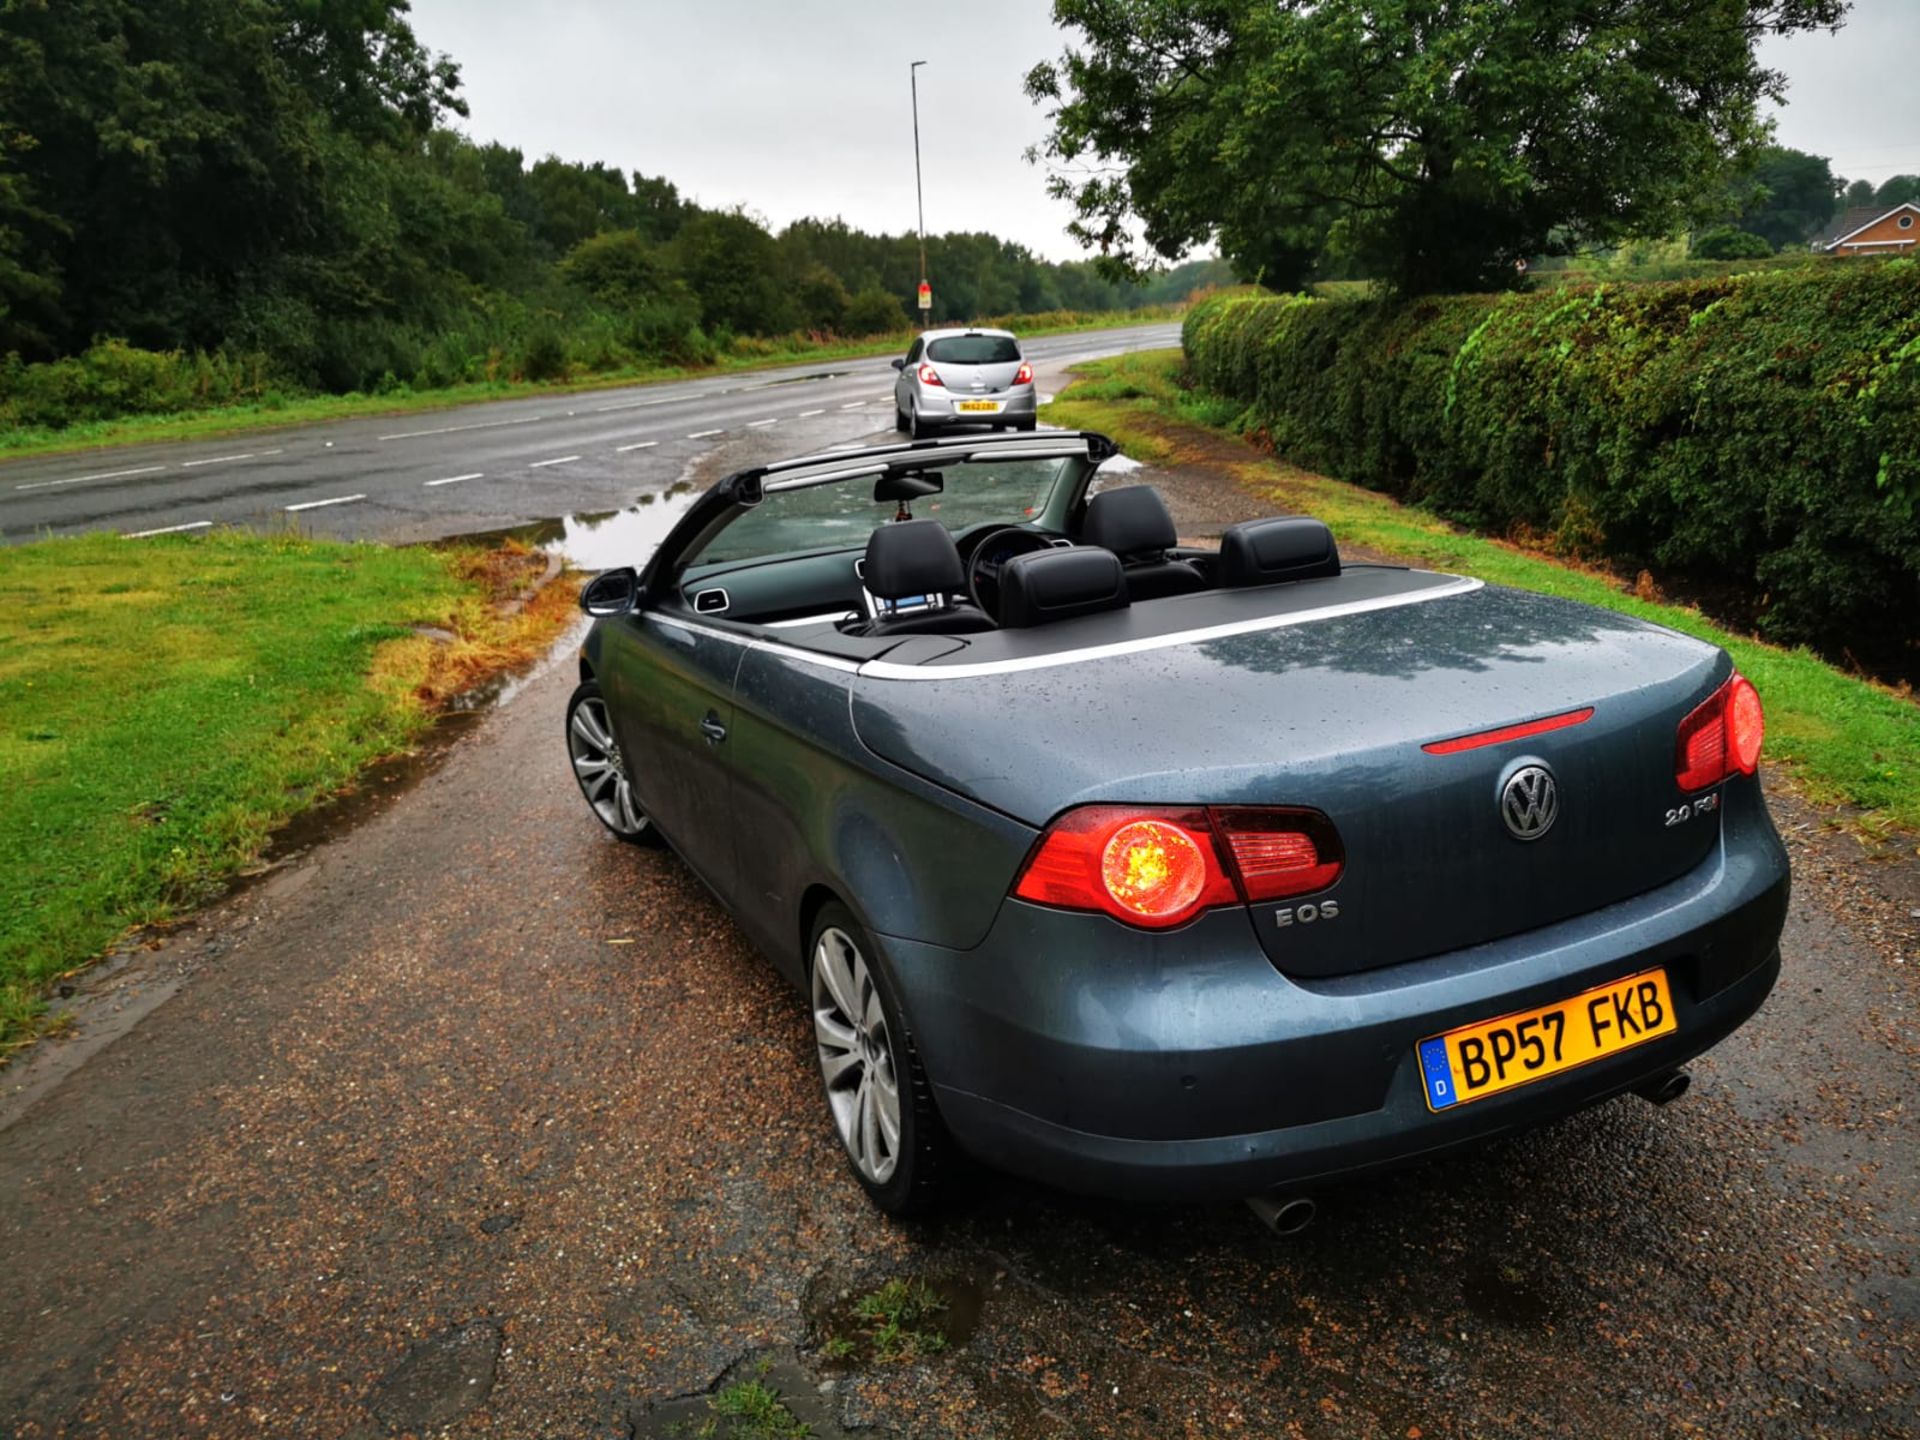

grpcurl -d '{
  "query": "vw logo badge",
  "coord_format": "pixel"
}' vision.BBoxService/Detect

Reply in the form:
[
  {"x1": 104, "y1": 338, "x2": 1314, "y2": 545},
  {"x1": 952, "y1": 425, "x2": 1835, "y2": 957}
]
[{"x1": 1501, "y1": 764, "x2": 1559, "y2": 841}]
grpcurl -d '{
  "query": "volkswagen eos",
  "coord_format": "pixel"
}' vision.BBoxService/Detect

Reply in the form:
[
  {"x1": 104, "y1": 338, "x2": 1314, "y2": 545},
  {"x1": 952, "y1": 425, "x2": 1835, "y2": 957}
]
[{"x1": 565, "y1": 430, "x2": 1788, "y2": 1218}]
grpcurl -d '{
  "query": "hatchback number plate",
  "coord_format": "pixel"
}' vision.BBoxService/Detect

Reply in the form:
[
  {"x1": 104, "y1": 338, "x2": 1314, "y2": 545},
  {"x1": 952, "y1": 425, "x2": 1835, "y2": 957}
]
[
  {"x1": 1417, "y1": 968, "x2": 1676, "y2": 1111},
  {"x1": 955, "y1": 399, "x2": 1001, "y2": 413}
]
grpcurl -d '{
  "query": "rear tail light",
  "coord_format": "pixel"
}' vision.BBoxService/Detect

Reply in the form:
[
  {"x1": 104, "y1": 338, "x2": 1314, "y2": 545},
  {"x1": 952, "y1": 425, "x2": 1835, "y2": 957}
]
[
  {"x1": 1012, "y1": 805, "x2": 1342, "y2": 929},
  {"x1": 917, "y1": 363, "x2": 943, "y2": 386},
  {"x1": 1013, "y1": 361, "x2": 1034, "y2": 385},
  {"x1": 1675, "y1": 672, "x2": 1764, "y2": 792}
]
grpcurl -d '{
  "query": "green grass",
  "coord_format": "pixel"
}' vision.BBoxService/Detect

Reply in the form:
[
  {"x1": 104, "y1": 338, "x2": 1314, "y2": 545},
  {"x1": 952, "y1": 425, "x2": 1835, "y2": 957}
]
[
  {"x1": 693, "y1": 1381, "x2": 810, "y2": 1440},
  {"x1": 0, "y1": 530, "x2": 561, "y2": 1051},
  {"x1": 0, "y1": 306, "x2": 1184, "y2": 462},
  {"x1": 848, "y1": 1277, "x2": 950, "y2": 1362},
  {"x1": 1047, "y1": 350, "x2": 1920, "y2": 837}
]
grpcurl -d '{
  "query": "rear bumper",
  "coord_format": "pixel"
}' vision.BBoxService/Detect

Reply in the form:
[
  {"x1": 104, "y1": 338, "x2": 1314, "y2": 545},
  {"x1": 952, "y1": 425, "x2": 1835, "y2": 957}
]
[
  {"x1": 913, "y1": 388, "x2": 1037, "y2": 423},
  {"x1": 881, "y1": 777, "x2": 1789, "y2": 1201}
]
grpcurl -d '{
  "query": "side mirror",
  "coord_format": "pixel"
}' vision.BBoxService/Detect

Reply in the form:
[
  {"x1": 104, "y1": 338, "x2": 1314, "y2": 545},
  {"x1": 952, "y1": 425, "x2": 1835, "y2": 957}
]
[
  {"x1": 580, "y1": 567, "x2": 639, "y2": 617},
  {"x1": 890, "y1": 358, "x2": 906, "y2": 371}
]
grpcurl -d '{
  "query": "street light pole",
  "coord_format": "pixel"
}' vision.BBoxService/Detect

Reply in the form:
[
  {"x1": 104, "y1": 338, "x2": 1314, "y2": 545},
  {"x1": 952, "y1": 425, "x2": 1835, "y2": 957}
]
[{"x1": 910, "y1": 60, "x2": 928, "y2": 318}]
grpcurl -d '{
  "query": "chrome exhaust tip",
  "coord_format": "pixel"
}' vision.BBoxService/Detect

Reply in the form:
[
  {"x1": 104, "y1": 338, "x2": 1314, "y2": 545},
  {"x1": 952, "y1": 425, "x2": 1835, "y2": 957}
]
[
  {"x1": 1246, "y1": 1192, "x2": 1317, "y2": 1236},
  {"x1": 1634, "y1": 1069, "x2": 1691, "y2": 1106}
]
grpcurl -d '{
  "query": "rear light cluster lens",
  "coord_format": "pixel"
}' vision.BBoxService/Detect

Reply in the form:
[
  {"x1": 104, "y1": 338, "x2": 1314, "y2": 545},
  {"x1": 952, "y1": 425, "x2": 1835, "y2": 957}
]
[
  {"x1": 1675, "y1": 673, "x2": 1764, "y2": 792},
  {"x1": 1013, "y1": 361, "x2": 1034, "y2": 385},
  {"x1": 917, "y1": 363, "x2": 943, "y2": 386},
  {"x1": 1013, "y1": 805, "x2": 1343, "y2": 930}
]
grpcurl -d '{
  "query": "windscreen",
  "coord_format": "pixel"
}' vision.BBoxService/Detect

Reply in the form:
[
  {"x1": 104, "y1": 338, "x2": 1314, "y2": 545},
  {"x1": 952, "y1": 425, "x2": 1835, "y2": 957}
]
[
  {"x1": 690, "y1": 458, "x2": 1072, "y2": 566},
  {"x1": 926, "y1": 335, "x2": 1021, "y2": 365}
]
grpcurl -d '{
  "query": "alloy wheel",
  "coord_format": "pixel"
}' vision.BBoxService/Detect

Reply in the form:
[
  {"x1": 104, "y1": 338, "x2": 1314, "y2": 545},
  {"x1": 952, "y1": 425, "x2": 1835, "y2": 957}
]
[
  {"x1": 812, "y1": 926, "x2": 903, "y2": 1185},
  {"x1": 568, "y1": 694, "x2": 650, "y2": 838}
]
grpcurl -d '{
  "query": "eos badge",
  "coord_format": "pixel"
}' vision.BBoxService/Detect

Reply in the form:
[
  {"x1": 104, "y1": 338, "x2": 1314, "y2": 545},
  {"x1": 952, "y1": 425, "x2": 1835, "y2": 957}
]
[{"x1": 1274, "y1": 900, "x2": 1339, "y2": 927}]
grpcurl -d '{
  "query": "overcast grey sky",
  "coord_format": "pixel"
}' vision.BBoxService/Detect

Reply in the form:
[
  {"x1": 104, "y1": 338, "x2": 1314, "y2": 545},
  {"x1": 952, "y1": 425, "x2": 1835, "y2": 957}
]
[{"x1": 408, "y1": 0, "x2": 1920, "y2": 262}]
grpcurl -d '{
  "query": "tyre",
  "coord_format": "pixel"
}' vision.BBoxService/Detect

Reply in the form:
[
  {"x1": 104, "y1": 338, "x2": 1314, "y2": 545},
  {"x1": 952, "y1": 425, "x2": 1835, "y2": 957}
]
[
  {"x1": 908, "y1": 404, "x2": 933, "y2": 442},
  {"x1": 808, "y1": 903, "x2": 951, "y2": 1214},
  {"x1": 1014, "y1": 416, "x2": 1038, "y2": 432},
  {"x1": 565, "y1": 679, "x2": 659, "y2": 845},
  {"x1": 893, "y1": 402, "x2": 909, "y2": 433}
]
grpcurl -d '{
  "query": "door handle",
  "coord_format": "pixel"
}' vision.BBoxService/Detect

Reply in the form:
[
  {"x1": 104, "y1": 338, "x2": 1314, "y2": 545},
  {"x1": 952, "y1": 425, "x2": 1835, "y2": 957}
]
[{"x1": 699, "y1": 712, "x2": 728, "y2": 745}]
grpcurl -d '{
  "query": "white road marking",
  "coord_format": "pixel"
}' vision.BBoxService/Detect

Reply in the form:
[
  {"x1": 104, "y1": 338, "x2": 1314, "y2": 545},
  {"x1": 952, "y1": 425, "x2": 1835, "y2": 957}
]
[
  {"x1": 617, "y1": 441, "x2": 659, "y2": 452},
  {"x1": 688, "y1": 429, "x2": 723, "y2": 439},
  {"x1": 748, "y1": 418, "x2": 778, "y2": 428},
  {"x1": 180, "y1": 449, "x2": 283, "y2": 468},
  {"x1": 797, "y1": 409, "x2": 825, "y2": 418},
  {"x1": 840, "y1": 401, "x2": 866, "y2": 410},
  {"x1": 378, "y1": 415, "x2": 544, "y2": 441},
  {"x1": 424, "y1": 472, "x2": 483, "y2": 487},
  {"x1": 125, "y1": 520, "x2": 212, "y2": 538},
  {"x1": 530, "y1": 455, "x2": 581, "y2": 468},
  {"x1": 15, "y1": 464, "x2": 167, "y2": 491},
  {"x1": 596, "y1": 396, "x2": 686, "y2": 413},
  {"x1": 284, "y1": 493, "x2": 365, "y2": 512}
]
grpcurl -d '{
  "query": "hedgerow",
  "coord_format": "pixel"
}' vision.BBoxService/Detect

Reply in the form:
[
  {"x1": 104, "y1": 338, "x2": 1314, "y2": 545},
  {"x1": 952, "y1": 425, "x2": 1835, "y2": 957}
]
[{"x1": 1181, "y1": 264, "x2": 1920, "y2": 650}]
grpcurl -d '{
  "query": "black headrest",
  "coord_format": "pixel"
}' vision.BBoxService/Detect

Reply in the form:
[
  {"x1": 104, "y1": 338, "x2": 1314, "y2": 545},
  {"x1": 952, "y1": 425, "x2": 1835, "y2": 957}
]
[
  {"x1": 1219, "y1": 517, "x2": 1340, "y2": 587},
  {"x1": 1082, "y1": 485, "x2": 1178, "y2": 558},
  {"x1": 864, "y1": 519, "x2": 963, "y2": 600},
  {"x1": 997, "y1": 547, "x2": 1130, "y2": 628}
]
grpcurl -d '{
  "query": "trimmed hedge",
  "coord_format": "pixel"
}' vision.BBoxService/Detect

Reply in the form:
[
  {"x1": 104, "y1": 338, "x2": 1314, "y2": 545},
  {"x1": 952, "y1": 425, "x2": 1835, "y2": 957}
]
[{"x1": 1182, "y1": 266, "x2": 1920, "y2": 652}]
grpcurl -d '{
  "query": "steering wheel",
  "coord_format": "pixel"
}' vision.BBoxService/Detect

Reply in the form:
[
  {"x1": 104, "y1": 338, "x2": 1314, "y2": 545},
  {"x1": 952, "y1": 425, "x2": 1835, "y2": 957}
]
[{"x1": 966, "y1": 526, "x2": 1056, "y2": 617}]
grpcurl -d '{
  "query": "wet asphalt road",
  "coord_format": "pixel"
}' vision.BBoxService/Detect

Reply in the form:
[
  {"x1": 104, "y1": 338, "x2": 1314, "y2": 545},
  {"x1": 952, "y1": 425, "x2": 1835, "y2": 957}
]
[
  {"x1": 0, "y1": 323, "x2": 1179, "y2": 546},
  {"x1": 2, "y1": 423, "x2": 1917, "y2": 1438}
]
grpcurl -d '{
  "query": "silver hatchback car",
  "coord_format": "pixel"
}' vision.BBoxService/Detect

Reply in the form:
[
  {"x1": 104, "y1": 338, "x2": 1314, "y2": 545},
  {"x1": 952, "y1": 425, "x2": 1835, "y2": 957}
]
[{"x1": 891, "y1": 327, "x2": 1038, "y2": 438}]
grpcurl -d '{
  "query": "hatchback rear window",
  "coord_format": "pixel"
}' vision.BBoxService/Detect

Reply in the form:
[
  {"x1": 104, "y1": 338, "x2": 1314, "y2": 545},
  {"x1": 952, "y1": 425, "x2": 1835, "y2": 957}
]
[{"x1": 926, "y1": 335, "x2": 1021, "y2": 364}]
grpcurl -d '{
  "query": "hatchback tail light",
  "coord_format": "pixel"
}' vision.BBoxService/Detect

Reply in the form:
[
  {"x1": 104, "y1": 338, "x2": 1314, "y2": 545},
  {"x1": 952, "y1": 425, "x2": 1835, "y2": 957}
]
[
  {"x1": 1675, "y1": 673, "x2": 1764, "y2": 792},
  {"x1": 1012, "y1": 805, "x2": 1342, "y2": 929},
  {"x1": 917, "y1": 363, "x2": 943, "y2": 386},
  {"x1": 1013, "y1": 361, "x2": 1034, "y2": 385}
]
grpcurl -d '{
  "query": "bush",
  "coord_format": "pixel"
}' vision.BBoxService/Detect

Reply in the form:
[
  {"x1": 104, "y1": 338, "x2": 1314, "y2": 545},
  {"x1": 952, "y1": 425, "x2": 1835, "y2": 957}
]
[
  {"x1": 517, "y1": 329, "x2": 569, "y2": 382},
  {"x1": 1691, "y1": 226, "x2": 1776, "y2": 261},
  {"x1": 842, "y1": 287, "x2": 909, "y2": 337},
  {"x1": 1180, "y1": 263, "x2": 1920, "y2": 650}
]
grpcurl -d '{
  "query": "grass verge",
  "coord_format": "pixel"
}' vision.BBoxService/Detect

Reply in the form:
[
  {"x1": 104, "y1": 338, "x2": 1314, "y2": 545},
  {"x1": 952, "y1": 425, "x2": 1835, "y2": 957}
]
[
  {"x1": 0, "y1": 529, "x2": 577, "y2": 1053},
  {"x1": 0, "y1": 306, "x2": 1183, "y2": 463},
  {"x1": 1046, "y1": 349, "x2": 1920, "y2": 837}
]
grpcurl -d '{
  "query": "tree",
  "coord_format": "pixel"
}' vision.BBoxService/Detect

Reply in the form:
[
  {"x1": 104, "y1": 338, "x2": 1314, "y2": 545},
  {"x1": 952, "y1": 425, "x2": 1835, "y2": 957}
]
[
  {"x1": 842, "y1": 287, "x2": 909, "y2": 336},
  {"x1": 1874, "y1": 175, "x2": 1920, "y2": 208},
  {"x1": 1842, "y1": 178, "x2": 1877, "y2": 207},
  {"x1": 1728, "y1": 146, "x2": 1841, "y2": 249},
  {"x1": 1691, "y1": 225, "x2": 1774, "y2": 260},
  {"x1": 1026, "y1": 0, "x2": 1848, "y2": 295},
  {"x1": 669, "y1": 210, "x2": 795, "y2": 335},
  {"x1": 559, "y1": 230, "x2": 667, "y2": 307}
]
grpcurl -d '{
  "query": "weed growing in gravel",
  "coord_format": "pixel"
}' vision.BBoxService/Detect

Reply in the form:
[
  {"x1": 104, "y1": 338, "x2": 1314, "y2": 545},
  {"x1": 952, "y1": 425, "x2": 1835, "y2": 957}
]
[
  {"x1": 851, "y1": 1277, "x2": 950, "y2": 1362},
  {"x1": 692, "y1": 1380, "x2": 809, "y2": 1440}
]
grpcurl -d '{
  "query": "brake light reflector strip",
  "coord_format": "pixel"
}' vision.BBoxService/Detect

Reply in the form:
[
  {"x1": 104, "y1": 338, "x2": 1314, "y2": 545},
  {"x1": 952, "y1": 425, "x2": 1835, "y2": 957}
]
[{"x1": 1422, "y1": 706, "x2": 1595, "y2": 755}]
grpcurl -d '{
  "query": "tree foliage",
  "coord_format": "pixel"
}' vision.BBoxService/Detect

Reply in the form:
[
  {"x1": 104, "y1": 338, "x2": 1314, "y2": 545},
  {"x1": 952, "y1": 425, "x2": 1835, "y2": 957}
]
[
  {"x1": 1027, "y1": 0, "x2": 1849, "y2": 294},
  {"x1": 0, "y1": 0, "x2": 1211, "y2": 413},
  {"x1": 1727, "y1": 145, "x2": 1841, "y2": 249}
]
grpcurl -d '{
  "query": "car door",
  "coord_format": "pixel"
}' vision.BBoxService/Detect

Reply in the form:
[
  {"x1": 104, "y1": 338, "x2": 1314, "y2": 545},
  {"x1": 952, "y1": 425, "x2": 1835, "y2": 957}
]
[
  {"x1": 599, "y1": 607, "x2": 743, "y2": 891},
  {"x1": 895, "y1": 337, "x2": 922, "y2": 414}
]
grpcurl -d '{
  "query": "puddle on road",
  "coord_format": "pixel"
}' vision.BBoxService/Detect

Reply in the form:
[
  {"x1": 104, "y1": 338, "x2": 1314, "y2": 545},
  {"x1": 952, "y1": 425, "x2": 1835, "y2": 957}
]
[{"x1": 469, "y1": 481, "x2": 703, "y2": 573}]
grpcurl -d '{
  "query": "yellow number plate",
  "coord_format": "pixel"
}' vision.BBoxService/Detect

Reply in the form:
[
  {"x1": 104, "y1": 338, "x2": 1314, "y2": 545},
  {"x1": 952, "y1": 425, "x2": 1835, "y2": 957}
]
[
  {"x1": 1417, "y1": 968, "x2": 1676, "y2": 1111},
  {"x1": 955, "y1": 399, "x2": 1001, "y2": 413}
]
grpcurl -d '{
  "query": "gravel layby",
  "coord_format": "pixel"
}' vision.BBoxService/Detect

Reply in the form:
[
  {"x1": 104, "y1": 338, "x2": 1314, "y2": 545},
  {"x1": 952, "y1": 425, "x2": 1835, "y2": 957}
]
[{"x1": 1, "y1": 443, "x2": 1915, "y2": 1439}]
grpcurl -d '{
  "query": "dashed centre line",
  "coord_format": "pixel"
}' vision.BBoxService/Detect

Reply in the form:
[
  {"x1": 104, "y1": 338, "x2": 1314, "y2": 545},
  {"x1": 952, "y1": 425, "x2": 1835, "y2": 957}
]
[
  {"x1": 617, "y1": 441, "x2": 658, "y2": 452},
  {"x1": 424, "y1": 473, "x2": 483, "y2": 487},
  {"x1": 181, "y1": 449, "x2": 283, "y2": 468},
  {"x1": 688, "y1": 429, "x2": 724, "y2": 440},
  {"x1": 379, "y1": 415, "x2": 545, "y2": 441},
  {"x1": 16, "y1": 464, "x2": 167, "y2": 492},
  {"x1": 748, "y1": 418, "x2": 779, "y2": 428},
  {"x1": 529, "y1": 455, "x2": 581, "y2": 469},
  {"x1": 285, "y1": 494, "x2": 365, "y2": 512},
  {"x1": 797, "y1": 409, "x2": 825, "y2": 418},
  {"x1": 125, "y1": 520, "x2": 212, "y2": 538},
  {"x1": 839, "y1": 401, "x2": 866, "y2": 410}
]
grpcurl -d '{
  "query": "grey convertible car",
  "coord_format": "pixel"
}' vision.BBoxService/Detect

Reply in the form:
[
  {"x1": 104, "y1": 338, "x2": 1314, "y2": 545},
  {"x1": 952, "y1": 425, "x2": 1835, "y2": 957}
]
[{"x1": 567, "y1": 430, "x2": 1788, "y2": 1219}]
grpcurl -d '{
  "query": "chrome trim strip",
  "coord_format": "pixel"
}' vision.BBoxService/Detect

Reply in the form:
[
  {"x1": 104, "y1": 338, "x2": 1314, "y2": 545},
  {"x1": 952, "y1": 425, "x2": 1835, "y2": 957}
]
[
  {"x1": 651, "y1": 615, "x2": 864, "y2": 673},
  {"x1": 763, "y1": 463, "x2": 888, "y2": 493},
  {"x1": 856, "y1": 575, "x2": 1485, "y2": 681},
  {"x1": 763, "y1": 610, "x2": 858, "y2": 629}
]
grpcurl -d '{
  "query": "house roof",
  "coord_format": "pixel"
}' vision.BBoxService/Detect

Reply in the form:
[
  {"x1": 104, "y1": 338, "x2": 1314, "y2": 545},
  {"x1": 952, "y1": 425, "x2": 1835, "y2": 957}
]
[{"x1": 1815, "y1": 201, "x2": 1920, "y2": 250}]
